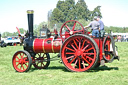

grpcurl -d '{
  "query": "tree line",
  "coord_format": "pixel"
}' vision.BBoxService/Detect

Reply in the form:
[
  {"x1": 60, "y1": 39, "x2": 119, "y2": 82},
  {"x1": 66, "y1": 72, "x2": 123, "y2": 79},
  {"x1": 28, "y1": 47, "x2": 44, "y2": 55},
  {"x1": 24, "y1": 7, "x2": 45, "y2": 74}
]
[
  {"x1": 48, "y1": 0, "x2": 102, "y2": 28},
  {"x1": 1, "y1": 0, "x2": 128, "y2": 37}
]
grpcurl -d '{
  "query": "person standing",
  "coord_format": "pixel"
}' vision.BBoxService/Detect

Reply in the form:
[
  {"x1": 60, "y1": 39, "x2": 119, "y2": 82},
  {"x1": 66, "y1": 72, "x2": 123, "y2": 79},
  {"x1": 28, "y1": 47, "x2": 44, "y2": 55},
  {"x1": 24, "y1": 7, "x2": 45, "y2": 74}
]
[
  {"x1": 84, "y1": 16, "x2": 100, "y2": 37},
  {"x1": 97, "y1": 16, "x2": 105, "y2": 37}
]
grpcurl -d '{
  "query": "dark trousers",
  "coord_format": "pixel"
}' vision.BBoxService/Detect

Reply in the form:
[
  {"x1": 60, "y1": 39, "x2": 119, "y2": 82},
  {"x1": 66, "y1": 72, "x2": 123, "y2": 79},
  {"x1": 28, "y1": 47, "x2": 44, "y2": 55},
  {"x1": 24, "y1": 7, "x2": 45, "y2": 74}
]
[{"x1": 92, "y1": 29, "x2": 99, "y2": 37}]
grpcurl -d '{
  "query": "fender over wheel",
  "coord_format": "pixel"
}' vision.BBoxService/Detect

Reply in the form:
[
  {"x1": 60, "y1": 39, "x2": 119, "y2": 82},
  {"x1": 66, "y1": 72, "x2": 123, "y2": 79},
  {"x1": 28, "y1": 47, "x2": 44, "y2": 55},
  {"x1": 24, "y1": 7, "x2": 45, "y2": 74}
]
[
  {"x1": 12, "y1": 50, "x2": 32, "y2": 72},
  {"x1": 33, "y1": 53, "x2": 50, "y2": 69},
  {"x1": 61, "y1": 34, "x2": 99, "y2": 72}
]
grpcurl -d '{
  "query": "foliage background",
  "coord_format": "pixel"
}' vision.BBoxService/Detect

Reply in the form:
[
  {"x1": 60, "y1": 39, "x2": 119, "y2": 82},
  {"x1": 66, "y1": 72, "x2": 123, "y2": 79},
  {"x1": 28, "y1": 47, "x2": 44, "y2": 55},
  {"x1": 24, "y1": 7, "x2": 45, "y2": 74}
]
[{"x1": 1, "y1": 0, "x2": 128, "y2": 37}]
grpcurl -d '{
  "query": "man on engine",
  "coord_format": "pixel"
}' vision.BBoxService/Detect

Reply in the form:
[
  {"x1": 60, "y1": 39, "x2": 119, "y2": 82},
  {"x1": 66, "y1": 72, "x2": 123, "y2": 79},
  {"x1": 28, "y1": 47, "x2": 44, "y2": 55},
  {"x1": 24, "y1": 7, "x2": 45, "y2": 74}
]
[{"x1": 84, "y1": 16, "x2": 100, "y2": 37}]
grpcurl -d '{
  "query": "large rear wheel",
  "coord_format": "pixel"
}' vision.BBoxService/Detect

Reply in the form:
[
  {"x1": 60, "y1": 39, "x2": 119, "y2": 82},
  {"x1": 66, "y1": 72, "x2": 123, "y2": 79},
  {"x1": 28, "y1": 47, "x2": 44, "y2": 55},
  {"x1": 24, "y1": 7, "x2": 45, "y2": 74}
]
[{"x1": 61, "y1": 34, "x2": 99, "y2": 72}]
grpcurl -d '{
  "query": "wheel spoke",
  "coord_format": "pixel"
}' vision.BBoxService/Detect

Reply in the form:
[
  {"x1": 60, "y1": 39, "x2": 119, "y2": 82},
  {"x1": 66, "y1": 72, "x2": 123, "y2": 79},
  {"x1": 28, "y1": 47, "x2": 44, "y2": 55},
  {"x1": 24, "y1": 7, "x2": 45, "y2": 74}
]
[
  {"x1": 41, "y1": 62, "x2": 45, "y2": 67},
  {"x1": 20, "y1": 53, "x2": 23, "y2": 59},
  {"x1": 22, "y1": 65, "x2": 25, "y2": 70},
  {"x1": 65, "y1": 25, "x2": 71, "y2": 31},
  {"x1": 79, "y1": 40, "x2": 81, "y2": 49},
  {"x1": 65, "y1": 52, "x2": 75, "y2": 55},
  {"x1": 79, "y1": 58, "x2": 81, "y2": 69},
  {"x1": 82, "y1": 60, "x2": 85, "y2": 68},
  {"x1": 69, "y1": 56, "x2": 77, "y2": 64},
  {"x1": 25, "y1": 63, "x2": 28, "y2": 67},
  {"x1": 42, "y1": 53, "x2": 45, "y2": 57},
  {"x1": 73, "y1": 59, "x2": 78, "y2": 68},
  {"x1": 73, "y1": 30, "x2": 83, "y2": 34},
  {"x1": 38, "y1": 53, "x2": 41, "y2": 57},
  {"x1": 85, "y1": 56, "x2": 93, "y2": 61},
  {"x1": 65, "y1": 47, "x2": 75, "y2": 52},
  {"x1": 71, "y1": 44, "x2": 77, "y2": 51},
  {"x1": 20, "y1": 53, "x2": 24, "y2": 59},
  {"x1": 73, "y1": 40, "x2": 78, "y2": 49},
  {"x1": 66, "y1": 55, "x2": 74, "y2": 60},
  {"x1": 16, "y1": 63, "x2": 20, "y2": 67},
  {"x1": 82, "y1": 44, "x2": 89, "y2": 51},
  {"x1": 16, "y1": 56, "x2": 20, "y2": 60},
  {"x1": 72, "y1": 21, "x2": 76, "y2": 31},
  {"x1": 75, "y1": 38, "x2": 79, "y2": 42},
  {"x1": 82, "y1": 57, "x2": 90, "y2": 65},
  {"x1": 37, "y1": 62, "x2": 39, "y2": 66},
  {"x1": 43, "y1": 57, "x2": 47, "y2": 59},
  {"x1": 83, "y1": 53, "x2": 94, "y2": 55},
  {"x1": 15, "y1": 60, "x2": 19, "y2": 62},
  {"x1": 81, "y1": 40, "x2": 86, "y2": 49},
  {"x1": 85, "y1": 47, "x2": 93, "y2": 52}
]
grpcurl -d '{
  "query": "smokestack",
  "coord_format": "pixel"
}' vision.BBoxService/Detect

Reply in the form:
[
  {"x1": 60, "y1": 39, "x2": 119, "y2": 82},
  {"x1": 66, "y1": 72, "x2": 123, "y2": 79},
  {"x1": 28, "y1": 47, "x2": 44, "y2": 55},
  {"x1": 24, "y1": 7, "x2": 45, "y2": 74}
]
[{"x1": 27, "y1": 10, "x2": 34, "y2": 39}]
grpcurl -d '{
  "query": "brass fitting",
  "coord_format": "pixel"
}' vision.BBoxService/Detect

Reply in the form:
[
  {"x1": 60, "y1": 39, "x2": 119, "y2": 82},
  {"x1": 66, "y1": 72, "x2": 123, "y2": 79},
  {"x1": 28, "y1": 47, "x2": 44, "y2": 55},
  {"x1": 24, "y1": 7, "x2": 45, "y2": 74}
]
[{"x1": 27, "y1": 10, "x2": 34, "y2": 14}]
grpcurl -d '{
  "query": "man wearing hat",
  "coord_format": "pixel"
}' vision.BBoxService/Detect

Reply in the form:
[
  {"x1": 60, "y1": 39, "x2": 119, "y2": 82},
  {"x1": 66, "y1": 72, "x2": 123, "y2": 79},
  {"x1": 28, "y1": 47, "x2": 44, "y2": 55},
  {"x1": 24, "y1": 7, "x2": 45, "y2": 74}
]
[{"x1": 84, "y1": 16, "x2": 100, "y2": 37}]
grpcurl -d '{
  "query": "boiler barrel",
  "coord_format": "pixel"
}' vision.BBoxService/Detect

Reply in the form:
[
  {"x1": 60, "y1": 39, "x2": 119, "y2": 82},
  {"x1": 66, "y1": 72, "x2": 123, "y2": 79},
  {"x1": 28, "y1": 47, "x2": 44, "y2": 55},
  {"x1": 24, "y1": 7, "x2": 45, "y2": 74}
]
[{"x1": 33, "y1": 38, "x2": 62, "y2": 53}]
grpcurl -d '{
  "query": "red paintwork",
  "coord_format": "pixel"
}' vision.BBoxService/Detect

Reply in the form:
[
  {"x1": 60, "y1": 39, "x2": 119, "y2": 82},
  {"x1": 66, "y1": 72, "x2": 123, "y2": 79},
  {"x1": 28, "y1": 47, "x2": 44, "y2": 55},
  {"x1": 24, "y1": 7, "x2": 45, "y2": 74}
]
[
  {"x1": 33, "y1": 38, "x2": 62, "y2": 53},
  {"x1": 33, "y1": 36, "x2": 107, "y2": 62},
  {"x1": 93, "y1": 38, "x2": 104, "y2": 62}
]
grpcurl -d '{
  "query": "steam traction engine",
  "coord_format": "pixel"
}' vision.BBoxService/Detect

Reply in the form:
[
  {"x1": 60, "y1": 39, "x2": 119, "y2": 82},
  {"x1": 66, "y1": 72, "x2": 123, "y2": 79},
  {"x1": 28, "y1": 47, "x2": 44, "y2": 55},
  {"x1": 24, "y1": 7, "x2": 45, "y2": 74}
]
[{"x1": 12, "y1": 10, "x2": 119, "y2": 72}]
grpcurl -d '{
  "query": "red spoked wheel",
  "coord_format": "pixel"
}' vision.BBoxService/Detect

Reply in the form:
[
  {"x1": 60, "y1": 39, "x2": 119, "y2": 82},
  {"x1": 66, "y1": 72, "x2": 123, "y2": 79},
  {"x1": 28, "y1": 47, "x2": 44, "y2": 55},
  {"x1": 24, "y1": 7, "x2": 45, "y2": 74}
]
[
  {"x1": 12, "y1": 50, "x2": 32, "y2": 72},
  {"x1": 61, "y1": 34, "x2": 99, "y2": 72},
  {"x1": 33, "y1": 53, "x2": 50, "y2": 69},
  {"x1": 103, "y1": 34, "x2": 116, "y2": 62},
  {"x1": 60, "y1": 20, "x2": 85, "y2": 40}
]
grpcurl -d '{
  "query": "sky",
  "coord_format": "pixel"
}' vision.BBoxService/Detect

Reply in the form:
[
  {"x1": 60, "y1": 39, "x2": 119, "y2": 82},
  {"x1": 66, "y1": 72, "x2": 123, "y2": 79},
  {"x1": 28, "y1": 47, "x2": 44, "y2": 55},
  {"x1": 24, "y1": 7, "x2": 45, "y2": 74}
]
[{"x1": 0, "y1": 0, "x2": 128, "y2": 33}]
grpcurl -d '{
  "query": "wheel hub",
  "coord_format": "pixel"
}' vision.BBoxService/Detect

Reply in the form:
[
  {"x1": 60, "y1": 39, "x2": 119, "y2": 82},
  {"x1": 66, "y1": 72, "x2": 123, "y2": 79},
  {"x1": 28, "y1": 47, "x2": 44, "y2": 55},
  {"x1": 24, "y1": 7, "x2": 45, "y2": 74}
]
[
  {"x1": 75, "y1": 50, "x2": 83, "y2": 58},
  {"x1": 19, "y1": 59, "x2": 26, "y2": 64},
  {"x1": 70, "y1": 31, "x2": 73, "y2": 35}
]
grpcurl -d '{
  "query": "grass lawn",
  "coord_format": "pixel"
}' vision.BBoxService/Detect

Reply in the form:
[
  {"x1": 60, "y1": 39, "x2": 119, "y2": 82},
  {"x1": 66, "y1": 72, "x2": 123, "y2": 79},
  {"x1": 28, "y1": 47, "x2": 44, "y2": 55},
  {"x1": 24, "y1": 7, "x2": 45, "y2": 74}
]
[{"x1": 0, "y1": 42, "x2": 128, "y2": 85}]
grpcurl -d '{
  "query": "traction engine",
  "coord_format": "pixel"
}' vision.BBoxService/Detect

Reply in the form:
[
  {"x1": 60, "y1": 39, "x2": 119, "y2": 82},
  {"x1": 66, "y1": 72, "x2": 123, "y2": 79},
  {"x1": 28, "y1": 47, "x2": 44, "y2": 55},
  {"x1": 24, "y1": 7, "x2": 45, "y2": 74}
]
[{"x1": 12, "y1": 10, "x2": 119, "y2": 72}]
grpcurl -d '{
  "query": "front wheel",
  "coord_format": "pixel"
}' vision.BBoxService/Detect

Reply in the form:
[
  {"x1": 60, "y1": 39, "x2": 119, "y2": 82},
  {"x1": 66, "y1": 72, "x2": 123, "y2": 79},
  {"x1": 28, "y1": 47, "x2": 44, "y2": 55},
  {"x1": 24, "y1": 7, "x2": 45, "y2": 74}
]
[{"x1": 12, "y1": 50, "x2": 32, "y2": 72}]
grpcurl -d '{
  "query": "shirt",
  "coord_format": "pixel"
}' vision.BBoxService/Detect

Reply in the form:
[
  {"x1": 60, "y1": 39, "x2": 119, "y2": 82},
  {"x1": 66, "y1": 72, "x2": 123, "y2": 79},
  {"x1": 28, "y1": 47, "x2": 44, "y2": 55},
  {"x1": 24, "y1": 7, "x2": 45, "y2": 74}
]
[
  {"x1": 98, "y1": 20, "x2": 104, "y2": 30},
  {"x1": 88, "y1": 20, "x2": 100, "y2": 30}
]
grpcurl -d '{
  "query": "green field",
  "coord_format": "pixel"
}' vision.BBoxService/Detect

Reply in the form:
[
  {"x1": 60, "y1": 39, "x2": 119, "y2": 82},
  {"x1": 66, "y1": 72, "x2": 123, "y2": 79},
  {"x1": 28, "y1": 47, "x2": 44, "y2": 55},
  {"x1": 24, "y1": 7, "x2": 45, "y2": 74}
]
[{"x1": 0, "y1": 42, "x2": 128, "y2": 85}]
